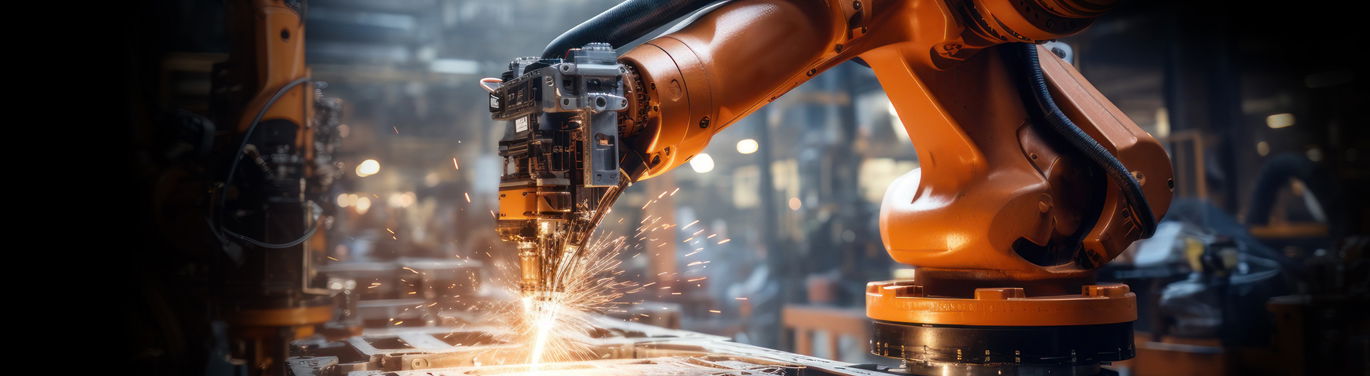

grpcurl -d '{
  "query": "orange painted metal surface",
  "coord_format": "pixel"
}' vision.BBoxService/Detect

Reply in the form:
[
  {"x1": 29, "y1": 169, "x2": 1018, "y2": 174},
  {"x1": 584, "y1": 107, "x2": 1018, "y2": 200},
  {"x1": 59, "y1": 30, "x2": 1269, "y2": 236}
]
[
  {"x1": 865, "y1": 281, "x2": 1136, "y2": 326},
  {"x1": 218, "y1": 2, "x2": 327, "y2": 374},
  {"x1": 618, "y1": 0, "x2": 1172, "y2": 311},
  {"x1": 227, "y1": 0, "x2": 314, "y2": 160}
]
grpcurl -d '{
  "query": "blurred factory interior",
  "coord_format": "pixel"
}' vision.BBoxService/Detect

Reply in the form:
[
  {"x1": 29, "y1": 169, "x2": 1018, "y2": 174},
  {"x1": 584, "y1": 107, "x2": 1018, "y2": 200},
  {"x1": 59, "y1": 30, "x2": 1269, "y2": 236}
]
[{"x1": 116, "y1": 0, "x2": 1367, "y2": 375}]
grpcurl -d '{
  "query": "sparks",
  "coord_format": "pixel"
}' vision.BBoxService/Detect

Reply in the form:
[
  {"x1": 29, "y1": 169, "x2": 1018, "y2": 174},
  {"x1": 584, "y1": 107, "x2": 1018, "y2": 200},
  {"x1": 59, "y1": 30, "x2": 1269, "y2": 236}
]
[
  {"x1": 501, "y1": 234, "x2": 638, "y2": 366},
  {"x1": 452, "y1": 157, "x2": 460, "y2": 170}
]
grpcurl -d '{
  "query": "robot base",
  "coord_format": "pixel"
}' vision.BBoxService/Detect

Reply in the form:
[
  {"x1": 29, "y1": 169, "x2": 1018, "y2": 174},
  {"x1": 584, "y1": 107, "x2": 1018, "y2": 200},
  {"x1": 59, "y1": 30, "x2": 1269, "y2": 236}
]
[
  {"x1": 871, "y1": 320, "x2": 1133, "y2": 376},
  {"x1": 865, "y1": 280, "x2": 1138, "y2": 375}
]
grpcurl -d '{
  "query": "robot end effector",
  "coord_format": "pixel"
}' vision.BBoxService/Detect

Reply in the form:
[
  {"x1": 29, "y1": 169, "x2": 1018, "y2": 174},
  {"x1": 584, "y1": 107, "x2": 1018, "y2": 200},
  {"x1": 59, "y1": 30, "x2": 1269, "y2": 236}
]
[{"x1": 488, "y1": 44, "x2": 634, "y2": 295}]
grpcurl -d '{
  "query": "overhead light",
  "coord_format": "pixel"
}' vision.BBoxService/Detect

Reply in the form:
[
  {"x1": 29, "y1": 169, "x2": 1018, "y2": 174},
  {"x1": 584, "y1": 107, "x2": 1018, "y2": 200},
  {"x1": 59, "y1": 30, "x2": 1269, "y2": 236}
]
[
  {"x1": 736, "y1": 139, "x2": 759, "y2": 154},
  {"x1": 355, "y1": 159, "x2": 381, "y2": 178},
  {"x1": 429, "y1": 59, "x2": 479, "y2": 75},
  {"x1": 337, "y1": 193, "x2": 358, "y2": 208},
  {"x1": 354, "y1": 197, "x2": 372, "y2": 215},
  {"x1": 387, "y1": 192, "x2": 417, "y2": 208},
  {"x1": 690, "y1": 153, "x2": 715, "y2": 173},
  {"x1": 1307, "y1": 147, "x2": 1323, "y2": 162},
  {"x1": 1266, "y1": 113, "x2": 1295, "y2": 129}
]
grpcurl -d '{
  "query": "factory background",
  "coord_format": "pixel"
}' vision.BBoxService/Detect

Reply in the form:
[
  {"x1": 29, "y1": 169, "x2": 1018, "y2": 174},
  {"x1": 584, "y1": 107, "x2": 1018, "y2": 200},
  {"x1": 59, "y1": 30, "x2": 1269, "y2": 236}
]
[{"x1": 114, "y1": 0, "x2": 1367, "y2": 375}]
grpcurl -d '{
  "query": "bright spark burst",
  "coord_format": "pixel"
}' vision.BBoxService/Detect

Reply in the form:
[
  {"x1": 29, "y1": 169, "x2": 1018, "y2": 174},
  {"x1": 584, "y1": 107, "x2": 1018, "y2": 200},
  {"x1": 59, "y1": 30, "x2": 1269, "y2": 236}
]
[{"x1": 498, "y1": 234, "x2": 639, "y2": 366}]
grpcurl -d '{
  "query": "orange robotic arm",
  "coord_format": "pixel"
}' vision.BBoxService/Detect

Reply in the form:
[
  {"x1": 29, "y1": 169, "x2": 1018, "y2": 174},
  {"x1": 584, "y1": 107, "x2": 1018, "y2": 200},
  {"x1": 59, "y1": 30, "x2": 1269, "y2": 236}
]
[
  {"x1": 494, "y1": 0, "x2": 1173, "y2": 368},
  {"x1": 614, "y1": 0, "x2": 1172, "y2": 293}
]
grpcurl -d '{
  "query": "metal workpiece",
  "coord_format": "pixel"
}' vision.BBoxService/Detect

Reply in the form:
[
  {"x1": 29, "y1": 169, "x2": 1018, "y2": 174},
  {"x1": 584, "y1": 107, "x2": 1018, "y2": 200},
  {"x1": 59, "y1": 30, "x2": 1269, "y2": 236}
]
[
  {"x1": 315, "y1": 259, "x2": 490, "y2": 329},
  {"x1": 289, "y1": 317, "x2": 904, "y2": 376}
]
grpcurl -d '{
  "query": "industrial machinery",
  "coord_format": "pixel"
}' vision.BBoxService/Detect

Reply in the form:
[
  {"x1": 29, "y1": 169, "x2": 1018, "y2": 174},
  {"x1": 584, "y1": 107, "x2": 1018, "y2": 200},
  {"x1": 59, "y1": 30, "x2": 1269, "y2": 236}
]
[
  {"x1": 209, "y1": 0, "x2": 344, "y2": 373},
  {"x1": 290, "y1": 314, "x2": 893, "y2": 375},
  {"x1": 488, "y1": 0, "x2": 1172, "y2": 374},
  {"x1": 143, "y1": 0, "x2": 344, "y2": 374},
  {"x1": 488, "y1": 43, "x2": 629, "y2": 295}
]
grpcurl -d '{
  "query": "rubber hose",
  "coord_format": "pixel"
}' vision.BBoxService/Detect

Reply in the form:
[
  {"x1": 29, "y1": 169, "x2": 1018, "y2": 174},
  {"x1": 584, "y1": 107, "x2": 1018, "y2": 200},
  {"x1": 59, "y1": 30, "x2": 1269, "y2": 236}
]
[
  {"x1": 542, "y1": 0, "x2": 717, "y2": 58},
  {"x1": 1015, "y1": 43, "x2": 1159, "y2": 237}
]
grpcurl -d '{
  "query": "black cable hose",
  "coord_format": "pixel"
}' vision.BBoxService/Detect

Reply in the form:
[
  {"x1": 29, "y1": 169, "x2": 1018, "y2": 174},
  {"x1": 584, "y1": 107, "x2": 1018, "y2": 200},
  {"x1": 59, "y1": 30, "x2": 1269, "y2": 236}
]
[
  {"x1": 1013, "y1": 43, "x2": 1158, "y2": 238},
  {"x1": 542, "y1": 0, "x2": 717, "y2": 58},
  {"x1": 214, "y1": 77, "x2": 319, "y2": 249}
]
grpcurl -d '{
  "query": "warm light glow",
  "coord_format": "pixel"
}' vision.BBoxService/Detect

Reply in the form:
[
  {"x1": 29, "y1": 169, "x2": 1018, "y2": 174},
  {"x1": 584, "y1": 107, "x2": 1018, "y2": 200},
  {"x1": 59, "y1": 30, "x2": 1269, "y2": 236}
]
[
  {"x1": 354, "y1": 197, "x2": 372, "y2": 214},
  {"x1": 508, "y1": 236, "x2": 637, "y2": 366},
  {"x1": 336, "y1": 193, "x2": 353, "y2": 208},
  {"x1": 355, "y1": 159, "x2": 381, "y2": 177},
  {"x1": 689, "y1": 153, "x2": 715, "y2": 173},
  {"x1": 1266, "y1": 113, "x2": 1295, "y2": 129},
  {"x1": 387, "y1": 192, "x2": 416, "y2": 208},
  {"x1": 736, "y1": 139, "x2": 759, "y2": 154},
  {"x1": 527, "y1": 299, "x2": 560, "y2": 367},
  {"x1": 787, "y1": 197, "x2": 802, "y2": 211}
]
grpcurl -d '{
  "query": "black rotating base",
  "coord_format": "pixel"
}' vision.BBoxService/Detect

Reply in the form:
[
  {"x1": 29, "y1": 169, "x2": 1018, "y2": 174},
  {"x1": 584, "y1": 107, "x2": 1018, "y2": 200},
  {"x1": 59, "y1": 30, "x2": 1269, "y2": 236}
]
[{"x1": 871, "y1": 320, "x2": 1134, "y2": 376}]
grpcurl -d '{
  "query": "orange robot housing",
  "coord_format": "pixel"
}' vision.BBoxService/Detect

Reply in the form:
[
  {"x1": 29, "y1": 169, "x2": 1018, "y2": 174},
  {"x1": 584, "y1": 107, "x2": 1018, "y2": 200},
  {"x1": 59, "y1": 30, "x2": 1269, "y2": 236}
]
[
  {"x1": 500, "y1": 0, "x2": 1176, "y2": 369},
  {"x1": 612, "y1": 0, "x2": 1171, "y2": 349}
]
